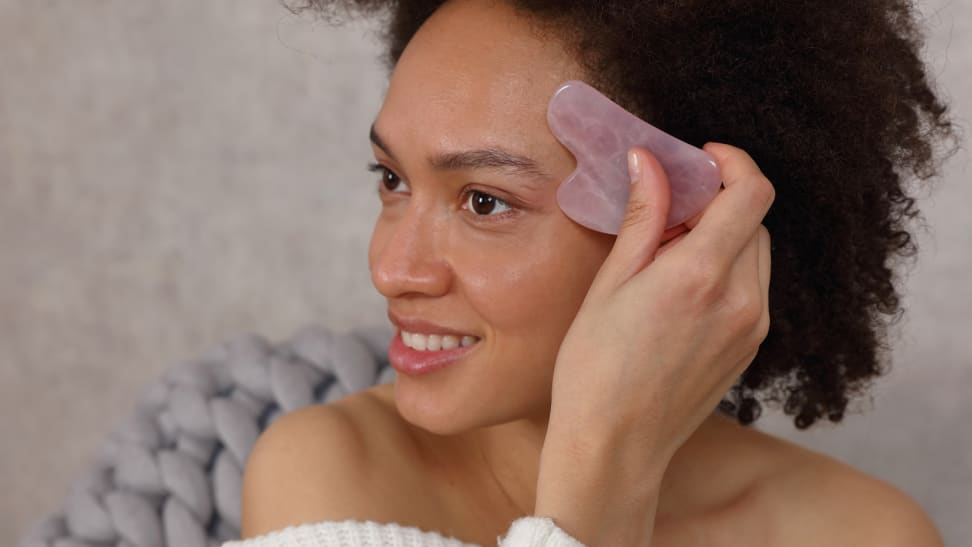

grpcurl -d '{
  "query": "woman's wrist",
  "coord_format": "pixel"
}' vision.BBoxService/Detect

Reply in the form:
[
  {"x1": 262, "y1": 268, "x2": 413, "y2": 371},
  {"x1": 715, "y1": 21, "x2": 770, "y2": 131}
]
[{"x1": 533, "y1": 423, "x2": 667, "y2": 546}]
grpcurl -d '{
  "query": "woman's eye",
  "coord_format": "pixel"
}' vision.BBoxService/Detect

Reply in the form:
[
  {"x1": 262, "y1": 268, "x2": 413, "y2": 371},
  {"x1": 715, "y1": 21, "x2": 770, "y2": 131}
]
[
  {"x1": 367, "y1": 161, "x2": 515, "y2": 220},
  {"x1": 368, "y1": 162, "x2": 407, "y2": 193},
  {"x1": 462, "y1": 190, "x2": 513, "y2": 217}
]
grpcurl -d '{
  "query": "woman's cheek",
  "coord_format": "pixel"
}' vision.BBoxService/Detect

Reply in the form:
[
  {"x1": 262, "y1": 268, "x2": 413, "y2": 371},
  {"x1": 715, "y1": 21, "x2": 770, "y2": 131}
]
[{"x1": 452, "y1": 231, "x2": 563, "y2": 325}]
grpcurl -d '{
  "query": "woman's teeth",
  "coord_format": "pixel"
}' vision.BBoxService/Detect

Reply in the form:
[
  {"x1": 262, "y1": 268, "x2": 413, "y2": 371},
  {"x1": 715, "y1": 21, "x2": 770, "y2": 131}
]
[{"x1": 401, "y1": 331, "x2": 480, "y2": 351}]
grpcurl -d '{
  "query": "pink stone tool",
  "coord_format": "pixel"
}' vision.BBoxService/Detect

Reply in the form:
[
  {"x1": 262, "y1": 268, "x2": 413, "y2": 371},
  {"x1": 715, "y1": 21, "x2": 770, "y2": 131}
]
[{"x1": 547, "y1": 80, "x2": 722, "y2": 235}]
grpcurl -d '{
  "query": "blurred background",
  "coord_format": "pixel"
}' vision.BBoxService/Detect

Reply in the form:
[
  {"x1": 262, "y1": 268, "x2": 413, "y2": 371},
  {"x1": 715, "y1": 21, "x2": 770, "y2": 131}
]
[{"x1": 1, "y1": 1, "x2": 969, "y2": 545}]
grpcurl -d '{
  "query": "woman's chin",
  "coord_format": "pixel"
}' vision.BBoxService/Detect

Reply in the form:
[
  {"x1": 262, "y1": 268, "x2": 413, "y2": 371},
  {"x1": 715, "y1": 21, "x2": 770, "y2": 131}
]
[{"x1": 391, "y1": 376, "x2": 476, "y2": 436}]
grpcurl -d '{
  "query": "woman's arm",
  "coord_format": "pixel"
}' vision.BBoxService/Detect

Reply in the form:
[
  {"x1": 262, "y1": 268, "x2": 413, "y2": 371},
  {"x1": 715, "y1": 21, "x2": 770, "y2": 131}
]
[{"x1": 533, "y1": 143, "x2": 774, "y2": 546}]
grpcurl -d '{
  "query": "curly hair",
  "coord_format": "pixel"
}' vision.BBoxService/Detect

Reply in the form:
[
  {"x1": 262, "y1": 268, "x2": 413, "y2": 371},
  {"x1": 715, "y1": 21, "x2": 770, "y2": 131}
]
[{"x1": 284, "y1": 0, "x2": 959, "y2": 429}]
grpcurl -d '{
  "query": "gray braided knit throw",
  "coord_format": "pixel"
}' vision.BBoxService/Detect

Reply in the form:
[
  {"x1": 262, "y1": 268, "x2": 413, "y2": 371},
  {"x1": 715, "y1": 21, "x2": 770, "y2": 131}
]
[{"x1": 17, "y1": 322, "x2": 396, "y2": 547}]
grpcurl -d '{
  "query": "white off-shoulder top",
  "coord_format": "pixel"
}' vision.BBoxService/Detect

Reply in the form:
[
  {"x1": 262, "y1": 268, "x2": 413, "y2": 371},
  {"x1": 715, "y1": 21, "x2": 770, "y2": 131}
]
[{"x1": 221, "y1": 516, "x2": 587, "y2": 547}]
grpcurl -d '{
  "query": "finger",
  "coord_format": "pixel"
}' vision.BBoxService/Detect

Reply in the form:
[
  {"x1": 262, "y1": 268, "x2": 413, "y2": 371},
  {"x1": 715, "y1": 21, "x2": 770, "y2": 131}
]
[
  {"x1": 727, "y1": 226, "x2": 763, "y2": 318},
  {"x1": 654, "y1": 230, "x2": 689, "y2": 260},
  {"x1": 683, "y1": 209, "x2": 705, "y2": 231},
  {"x1": 726, "y1": 234, "x2": 772, "y2": 383},
  {"x1": 679, "y1": 143, "x2": 776, "y2": 271},
  {"x1": 592, "y1": 146, "x2": 671, "y2": 291},
  {"x1": 661, "y1": 223, "x2": 688, "y2": 244},
  {"x1": 706, "y1": 230, "x2": 770, "y2": 408},
  {"x1": 682, "y1": 190, "x2": 717, "y2": 230},
  {"x1": 759, "y1": 225, "x2": 771, "y2": 295},
  {"x1": 722, "y1": 227, "x2": 769, "y2": 361},
  {"x1": 757, "y1": 225, "x2": 772, "y2": 331}
]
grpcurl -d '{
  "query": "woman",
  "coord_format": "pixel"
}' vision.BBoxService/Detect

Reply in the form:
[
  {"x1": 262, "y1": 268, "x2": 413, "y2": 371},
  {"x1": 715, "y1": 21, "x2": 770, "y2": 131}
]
[{"x1": 232, "y1": 0, "x2": 957, "y2": 545}]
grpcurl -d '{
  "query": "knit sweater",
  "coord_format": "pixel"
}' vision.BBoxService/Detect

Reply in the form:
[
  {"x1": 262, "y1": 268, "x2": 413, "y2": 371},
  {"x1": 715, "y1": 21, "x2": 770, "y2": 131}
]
[{"x1": 221, "y1": 516, "x2": 587, "y2": 547}]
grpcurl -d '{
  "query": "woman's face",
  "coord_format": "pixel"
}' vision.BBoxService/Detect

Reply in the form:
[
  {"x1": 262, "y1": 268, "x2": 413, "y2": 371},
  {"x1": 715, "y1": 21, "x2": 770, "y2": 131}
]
[{"x1": 368, "y1": 0, "x2": 615, "y2": 435}]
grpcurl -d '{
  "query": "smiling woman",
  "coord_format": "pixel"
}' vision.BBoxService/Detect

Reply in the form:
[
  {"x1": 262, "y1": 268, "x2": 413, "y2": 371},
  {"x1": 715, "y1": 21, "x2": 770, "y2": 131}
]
[{"x1": 230, "y1": 0, "x2": 957, "y2": 545}]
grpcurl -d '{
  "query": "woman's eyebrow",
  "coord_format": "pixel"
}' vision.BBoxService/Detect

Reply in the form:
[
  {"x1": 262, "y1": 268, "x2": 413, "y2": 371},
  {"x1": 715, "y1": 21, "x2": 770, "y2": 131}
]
[{"x1": 369, "y1": 123, "x2": 556, "y2": 185}]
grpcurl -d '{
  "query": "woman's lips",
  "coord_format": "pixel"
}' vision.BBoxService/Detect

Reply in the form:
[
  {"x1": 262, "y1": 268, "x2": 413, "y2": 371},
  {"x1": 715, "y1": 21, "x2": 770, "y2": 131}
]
[{"x1": 388, "y1": 329, "x2": 481, "y2": 376}]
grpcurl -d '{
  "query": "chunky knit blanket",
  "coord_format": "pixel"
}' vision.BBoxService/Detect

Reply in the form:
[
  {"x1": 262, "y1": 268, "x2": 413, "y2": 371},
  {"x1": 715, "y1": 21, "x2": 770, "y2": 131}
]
[{"x1": 17, "y1": 323, "x2": 396, "y2": 547}]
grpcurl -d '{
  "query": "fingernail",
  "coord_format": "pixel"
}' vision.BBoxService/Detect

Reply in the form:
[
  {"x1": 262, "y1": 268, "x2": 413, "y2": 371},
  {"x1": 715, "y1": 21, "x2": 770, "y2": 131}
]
[{"x1": 627, "y1": 150, "x2": 641, "y2": 185}]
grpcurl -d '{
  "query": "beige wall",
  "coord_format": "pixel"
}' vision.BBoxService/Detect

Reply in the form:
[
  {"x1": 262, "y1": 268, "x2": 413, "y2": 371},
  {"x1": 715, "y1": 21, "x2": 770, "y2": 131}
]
[{"x1": 2, "y1": 1, "x2": 969, "y2": 545}]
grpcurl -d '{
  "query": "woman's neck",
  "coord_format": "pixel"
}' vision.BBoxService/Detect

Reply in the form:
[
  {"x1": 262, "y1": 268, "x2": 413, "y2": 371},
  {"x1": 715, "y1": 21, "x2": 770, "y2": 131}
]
[
  {"x1": 471, "y1": 413, "x2": 548, "y2": 515},
  {"x1": 466, "y1": 407, "x2": 734, "y2": 519},
  {"x1": 370, "y1": 382, "x2": 734, "y2": 519}
]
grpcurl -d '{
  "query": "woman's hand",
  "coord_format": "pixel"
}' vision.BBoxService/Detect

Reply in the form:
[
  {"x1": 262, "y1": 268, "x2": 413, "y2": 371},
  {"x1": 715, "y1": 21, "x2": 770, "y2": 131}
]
[{"x1": 533, "y1": 142, "x2": 775, "y2": 546}]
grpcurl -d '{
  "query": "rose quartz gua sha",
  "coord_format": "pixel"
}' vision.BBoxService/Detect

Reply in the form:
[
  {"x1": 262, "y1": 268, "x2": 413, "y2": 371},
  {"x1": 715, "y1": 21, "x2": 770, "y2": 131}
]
[{"x1": 547, "y1": 80, "x2": 722, "y2": 234}]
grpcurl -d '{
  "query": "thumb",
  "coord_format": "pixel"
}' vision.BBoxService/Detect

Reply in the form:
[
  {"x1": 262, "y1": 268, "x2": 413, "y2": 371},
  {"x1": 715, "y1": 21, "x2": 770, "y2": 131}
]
[{"x1": 596, "y1": 147, "x2": 672, "y2": 290}]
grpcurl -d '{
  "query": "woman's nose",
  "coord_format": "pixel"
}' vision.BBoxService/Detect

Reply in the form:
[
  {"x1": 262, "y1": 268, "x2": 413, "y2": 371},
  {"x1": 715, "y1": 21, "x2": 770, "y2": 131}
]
[{"x1": 370, "y1": 212, "x2": 452, "y2": 299}]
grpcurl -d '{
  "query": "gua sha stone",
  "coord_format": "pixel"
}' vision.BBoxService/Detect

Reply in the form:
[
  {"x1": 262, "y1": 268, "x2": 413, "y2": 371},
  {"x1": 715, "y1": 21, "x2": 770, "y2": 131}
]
[{"x1": 547, "y1": 80, "x2": 722, "y2": 234}]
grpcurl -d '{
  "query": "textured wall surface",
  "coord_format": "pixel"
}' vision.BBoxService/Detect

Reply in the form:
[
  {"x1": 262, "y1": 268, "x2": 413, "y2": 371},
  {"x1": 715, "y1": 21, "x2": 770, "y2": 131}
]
[{"x1": 1, "y1": 1, "x2": 969, "y2": 545}]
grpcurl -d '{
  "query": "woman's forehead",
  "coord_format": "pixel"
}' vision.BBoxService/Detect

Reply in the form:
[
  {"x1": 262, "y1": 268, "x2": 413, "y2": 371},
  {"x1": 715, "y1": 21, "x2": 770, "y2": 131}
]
[{"x1": 375, "y1": 0, "x2": 581, "y2": 167}]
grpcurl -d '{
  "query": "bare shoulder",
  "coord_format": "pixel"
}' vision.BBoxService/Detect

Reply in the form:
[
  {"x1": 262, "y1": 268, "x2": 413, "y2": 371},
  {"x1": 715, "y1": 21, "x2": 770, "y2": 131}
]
[
  {"x1": 746, "y1": 429, "x2": 945, "y2": 547},
  {"x1": 239, "y1": 384, "x2": 437, "y2": 539}
]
